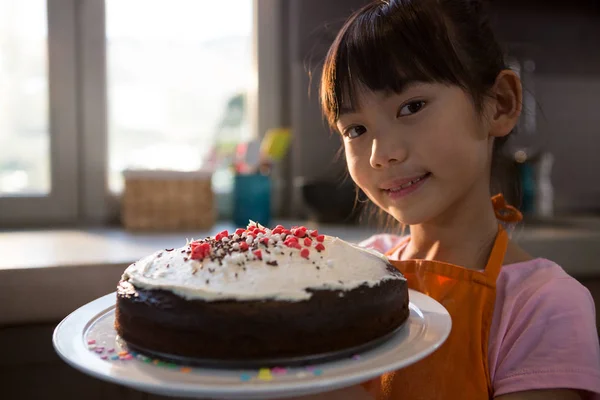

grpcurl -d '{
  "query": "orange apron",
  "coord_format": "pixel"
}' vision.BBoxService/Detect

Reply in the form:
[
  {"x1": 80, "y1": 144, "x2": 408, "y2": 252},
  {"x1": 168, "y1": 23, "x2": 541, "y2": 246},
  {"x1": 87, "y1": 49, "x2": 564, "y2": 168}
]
[{"x1": 363, "y1": 194, "x2": 522, "y2": 400}]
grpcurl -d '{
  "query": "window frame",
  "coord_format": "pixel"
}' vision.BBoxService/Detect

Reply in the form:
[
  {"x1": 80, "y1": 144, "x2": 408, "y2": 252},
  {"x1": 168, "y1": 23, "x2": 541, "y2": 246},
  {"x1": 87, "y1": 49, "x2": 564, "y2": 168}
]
[
  {"x1": 1, "y1": 0, "x2": 285, "y2": 227},
  {"x1": 78, "y1": 0, "x2": 285, "y2": 224},
  {"x1": 0, "y1": 0, "x2": 80, "y2": 226}
]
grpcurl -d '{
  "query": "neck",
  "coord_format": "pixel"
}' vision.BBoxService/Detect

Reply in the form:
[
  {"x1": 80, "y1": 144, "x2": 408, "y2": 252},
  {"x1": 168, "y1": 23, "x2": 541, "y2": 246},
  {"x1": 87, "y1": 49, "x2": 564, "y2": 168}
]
[{"x1": 401, "y1": 184, "x2": 499, "y2": 270}]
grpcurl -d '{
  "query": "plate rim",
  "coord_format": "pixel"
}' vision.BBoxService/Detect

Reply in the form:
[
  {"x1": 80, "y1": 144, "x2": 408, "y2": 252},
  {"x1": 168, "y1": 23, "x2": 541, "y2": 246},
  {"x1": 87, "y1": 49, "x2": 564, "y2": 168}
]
[{"x1": 53, "y1": 289, "x2": 451, "y2": 398}]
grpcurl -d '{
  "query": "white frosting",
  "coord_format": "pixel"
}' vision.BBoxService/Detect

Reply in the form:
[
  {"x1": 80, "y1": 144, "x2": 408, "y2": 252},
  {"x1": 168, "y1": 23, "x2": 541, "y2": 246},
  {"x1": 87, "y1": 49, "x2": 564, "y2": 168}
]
[{"x1": 122, "y1": 233, "x2": 405, "y2": 302}]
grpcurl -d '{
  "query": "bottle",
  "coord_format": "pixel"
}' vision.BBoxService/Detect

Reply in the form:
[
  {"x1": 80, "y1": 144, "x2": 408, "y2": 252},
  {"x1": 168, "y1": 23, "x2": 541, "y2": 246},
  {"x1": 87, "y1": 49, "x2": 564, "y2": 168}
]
[{"x1": 535, "y1": 152, "x2": 554, "y2": 218}]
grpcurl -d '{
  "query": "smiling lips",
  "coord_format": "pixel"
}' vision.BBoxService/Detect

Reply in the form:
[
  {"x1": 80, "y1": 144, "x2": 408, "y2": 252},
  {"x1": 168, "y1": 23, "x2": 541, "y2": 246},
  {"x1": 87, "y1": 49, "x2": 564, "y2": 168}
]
[{"x1": 381, "y1": 172, "x2": 431, "y2": 198}]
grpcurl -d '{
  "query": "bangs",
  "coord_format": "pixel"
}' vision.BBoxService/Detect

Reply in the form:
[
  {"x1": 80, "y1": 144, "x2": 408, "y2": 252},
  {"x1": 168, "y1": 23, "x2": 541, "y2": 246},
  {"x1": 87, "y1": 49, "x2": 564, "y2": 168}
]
[{"x1": 321, "y1": 0, "x2": 475, "y2": 127}]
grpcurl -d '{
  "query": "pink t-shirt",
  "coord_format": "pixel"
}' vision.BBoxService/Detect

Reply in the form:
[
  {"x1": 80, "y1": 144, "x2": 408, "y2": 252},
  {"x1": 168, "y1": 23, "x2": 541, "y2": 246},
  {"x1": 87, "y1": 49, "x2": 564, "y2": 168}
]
[{"x1": 360, "y1": 234, "x2": 600, "y2": 398}]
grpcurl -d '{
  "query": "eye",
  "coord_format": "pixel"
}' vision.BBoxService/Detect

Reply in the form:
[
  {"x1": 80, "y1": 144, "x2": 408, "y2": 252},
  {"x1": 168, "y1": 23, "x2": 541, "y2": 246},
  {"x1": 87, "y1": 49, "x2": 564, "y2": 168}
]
[
  {"x1": 343, "y1": 125, "x2": 367, "y2": 139},
  {"x1": 397, "y1": 100, "x2": 426, "y2": 117}
]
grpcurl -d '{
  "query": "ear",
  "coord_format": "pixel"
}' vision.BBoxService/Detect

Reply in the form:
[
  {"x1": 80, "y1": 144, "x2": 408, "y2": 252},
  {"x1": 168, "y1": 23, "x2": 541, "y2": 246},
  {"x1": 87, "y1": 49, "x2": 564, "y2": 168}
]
[{"x1": 487, "y1": 70, "x2": 522, "y2": 138}]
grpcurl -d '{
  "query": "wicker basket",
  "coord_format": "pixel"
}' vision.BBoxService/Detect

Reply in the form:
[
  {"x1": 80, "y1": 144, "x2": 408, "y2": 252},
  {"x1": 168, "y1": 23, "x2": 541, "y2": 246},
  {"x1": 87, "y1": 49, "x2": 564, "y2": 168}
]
[{"x1": 121, "y1": 169, "x2": 215, "y2": 231}]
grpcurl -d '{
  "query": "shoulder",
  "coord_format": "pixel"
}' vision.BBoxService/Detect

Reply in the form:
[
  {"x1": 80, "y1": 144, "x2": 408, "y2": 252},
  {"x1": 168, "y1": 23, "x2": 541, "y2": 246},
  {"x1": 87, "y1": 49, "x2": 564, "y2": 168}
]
[
  {"x1": 489, "y1": 258, "x2": 600, "y2": 396},
  {"x1": 493, "y1": 258, "x2": 595, "y2": 332},
  {"x1": 503, "y1": 240, "x2": 533, "y2": 265}
]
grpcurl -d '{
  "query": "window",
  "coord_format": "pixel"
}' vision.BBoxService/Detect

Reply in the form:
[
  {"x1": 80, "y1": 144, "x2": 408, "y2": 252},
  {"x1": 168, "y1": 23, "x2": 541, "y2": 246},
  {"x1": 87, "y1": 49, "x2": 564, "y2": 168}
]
[
  {"x1": 105, "y1": 0, "x2": 253, "y2": 193},
  {"x1": 0, "y1": 0, "x2": 79, "y2": 225},
  {"x1": 0, "y1": 0, "x2": 49, "y2": 195},
  {"x1": 0, "y1": 0, "x2": 284, "y2": 227}
]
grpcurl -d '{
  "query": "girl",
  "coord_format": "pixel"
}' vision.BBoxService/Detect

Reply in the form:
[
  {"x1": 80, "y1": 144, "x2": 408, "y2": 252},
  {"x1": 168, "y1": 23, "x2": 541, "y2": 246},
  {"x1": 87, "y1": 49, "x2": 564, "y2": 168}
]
[{"x1": 295, "y1": 0, "x2": 600, "y2": 399}]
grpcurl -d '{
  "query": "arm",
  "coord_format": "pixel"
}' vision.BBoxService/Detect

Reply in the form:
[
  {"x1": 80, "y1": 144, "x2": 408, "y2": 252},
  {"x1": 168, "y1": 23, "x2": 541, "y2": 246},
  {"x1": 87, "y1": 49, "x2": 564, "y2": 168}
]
[{"x1": 492, "y1": 274, "x2": 600, "y2": 397}]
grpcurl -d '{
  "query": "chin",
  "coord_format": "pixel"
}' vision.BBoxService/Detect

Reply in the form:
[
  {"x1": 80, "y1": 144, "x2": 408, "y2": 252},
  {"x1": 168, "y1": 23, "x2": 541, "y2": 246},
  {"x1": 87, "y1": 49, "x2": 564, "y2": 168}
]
[
  {"x1": 384, "y1": 195, "x2": 444, "y2": 226},
  {"x1": 388, "y1": 208, "x2": 430, "y2": 226}
]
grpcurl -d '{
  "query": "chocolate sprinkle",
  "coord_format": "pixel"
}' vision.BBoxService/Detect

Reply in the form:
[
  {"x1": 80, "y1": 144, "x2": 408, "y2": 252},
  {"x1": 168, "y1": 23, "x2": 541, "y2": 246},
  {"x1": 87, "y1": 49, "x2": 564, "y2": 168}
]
[
  {"x1": 183, "y1": 257, "x2": 188, "y2": 262},
  {"x1": 165, "y1": 248, "x2": 174, "y2": 251},
  {"x1": 266, "y1": 261, "x2": 278, "y2": 266}
]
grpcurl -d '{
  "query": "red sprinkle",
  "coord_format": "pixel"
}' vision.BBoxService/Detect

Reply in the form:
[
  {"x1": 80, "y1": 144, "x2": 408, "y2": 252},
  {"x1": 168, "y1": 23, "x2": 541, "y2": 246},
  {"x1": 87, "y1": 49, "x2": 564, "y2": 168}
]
[
  {"x1": 253, "y1": 250, "x2": 262, "y2": 260},
  {"x1": 293, "y1": 227, "x2": 307, "y2": 237},
  {"x1": 215, "y1": 233, "x2": 223, "y2": 241},
  {"x1": 275, "y1": 225, "x2": 285, "y2": 230},
  {"x1": 191, "y1": 242, "x2": 211, "y2": 260},
  {"x1": 304, "y1": 237, "x2": 312, "y2": 246},
  {"x1": 235, "y1": 228, "x2": 245, "y2": 236},
  {"x1": 283, "y1": 229, "x2": 291, "y2": 235},
  {"x1": 272, "y1": 227, "x2": 283, "y2": 234},
  {"x1": 315, "y1": 243, "x2": 325, "y2": 252},
  {"x1": 261, "y1": 238, "x2": 270, "y2": 245},
  {"x1": 310, "y1": 230, "x2": 319, "y2": 237},
  {"x1": 300, "y1": 248, "x2": 310, "y2": 259},
  {"x1": 284, "y1": 238, "x2": 301, "y2": 249},
  {"x1": 240, "y1": 242, "x2": 249, "y2": 251},
  {"x1": 220, "y1": 230, "x2": 229, "y2": 237},
  {"x1": 316, "y1": 235, "x2": 325, "y2": 243}
]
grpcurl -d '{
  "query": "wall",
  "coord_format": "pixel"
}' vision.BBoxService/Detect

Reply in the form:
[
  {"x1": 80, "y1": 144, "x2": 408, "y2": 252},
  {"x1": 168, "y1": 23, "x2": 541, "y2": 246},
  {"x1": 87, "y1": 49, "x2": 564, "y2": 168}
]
[
  {"x1": 491, "y1": 1, "x2": 600, "y2": 213},
  {"x1": 286, "y1": 0, "x2": 600, "y2": 216}
]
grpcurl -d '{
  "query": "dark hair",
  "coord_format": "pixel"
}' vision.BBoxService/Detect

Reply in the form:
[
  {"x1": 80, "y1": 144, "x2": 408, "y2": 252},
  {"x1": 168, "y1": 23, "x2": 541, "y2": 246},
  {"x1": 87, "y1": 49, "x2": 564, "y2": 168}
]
[{"x1": 320, "y1": 0, "x2": 520, "y2": 228}]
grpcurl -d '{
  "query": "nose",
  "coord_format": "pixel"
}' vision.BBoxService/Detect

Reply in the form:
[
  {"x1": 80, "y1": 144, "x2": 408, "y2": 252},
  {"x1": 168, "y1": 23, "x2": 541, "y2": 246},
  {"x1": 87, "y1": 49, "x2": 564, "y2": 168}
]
[{"x1": 369, "y1": 133, "x2": 408, "y2": 169}]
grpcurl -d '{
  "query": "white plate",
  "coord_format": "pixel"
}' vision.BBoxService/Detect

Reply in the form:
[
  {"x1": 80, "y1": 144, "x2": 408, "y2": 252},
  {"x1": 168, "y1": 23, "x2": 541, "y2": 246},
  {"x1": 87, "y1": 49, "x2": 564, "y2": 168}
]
[{"x1": 53, "y1": 289, "x2": 450, "y2": 399}]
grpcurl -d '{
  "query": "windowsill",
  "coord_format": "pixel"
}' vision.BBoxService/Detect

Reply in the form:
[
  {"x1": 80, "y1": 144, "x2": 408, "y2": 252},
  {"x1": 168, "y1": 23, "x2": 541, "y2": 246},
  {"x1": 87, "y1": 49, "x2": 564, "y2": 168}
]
[{"x1": 2, "y1": 218, "x2": 600, "y2": 326}]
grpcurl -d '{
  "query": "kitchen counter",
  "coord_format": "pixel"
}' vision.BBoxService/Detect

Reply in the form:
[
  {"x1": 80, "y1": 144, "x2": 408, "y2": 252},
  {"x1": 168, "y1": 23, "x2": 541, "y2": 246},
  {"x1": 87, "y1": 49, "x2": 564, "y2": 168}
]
[{"x1": 1, "y1": 218, "x2": 600, "y2": 326}]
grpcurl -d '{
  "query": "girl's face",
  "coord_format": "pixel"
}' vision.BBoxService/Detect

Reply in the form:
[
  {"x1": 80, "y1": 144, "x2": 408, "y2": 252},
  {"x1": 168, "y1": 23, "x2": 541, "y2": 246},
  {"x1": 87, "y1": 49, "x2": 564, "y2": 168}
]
[{"x1": 337, "y1": 83, "x2": 493, "y2": 225}]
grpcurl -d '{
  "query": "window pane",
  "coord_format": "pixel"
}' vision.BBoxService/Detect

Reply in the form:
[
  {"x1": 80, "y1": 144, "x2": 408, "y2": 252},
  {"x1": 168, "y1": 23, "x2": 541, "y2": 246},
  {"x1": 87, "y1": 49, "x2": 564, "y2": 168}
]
[
  {"x1": 0, "y1": 0, "x2": 49, "y2": 196},
  {"x1": 106, "y1": 0, "x2": 253, "y2": 193}
]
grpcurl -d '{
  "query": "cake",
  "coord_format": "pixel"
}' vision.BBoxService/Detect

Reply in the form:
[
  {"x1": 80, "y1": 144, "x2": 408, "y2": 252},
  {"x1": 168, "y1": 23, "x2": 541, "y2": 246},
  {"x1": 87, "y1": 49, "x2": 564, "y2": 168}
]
[{"x1": 115, "y1": 223, "x2": 409, "y2": 363}]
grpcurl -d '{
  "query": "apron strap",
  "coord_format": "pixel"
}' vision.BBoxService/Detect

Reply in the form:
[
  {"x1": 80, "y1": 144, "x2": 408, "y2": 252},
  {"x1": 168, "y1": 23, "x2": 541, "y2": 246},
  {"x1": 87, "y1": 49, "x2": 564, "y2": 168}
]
[
  {"x1": 484, "y1": 224, "x2": 508, "y2": 280},
  {"x1": 486, "y1": 193, "x2": 521, "y2": 279},
  {"x1": 491, "y1": 193, "x2": 523, "y2": 223}
]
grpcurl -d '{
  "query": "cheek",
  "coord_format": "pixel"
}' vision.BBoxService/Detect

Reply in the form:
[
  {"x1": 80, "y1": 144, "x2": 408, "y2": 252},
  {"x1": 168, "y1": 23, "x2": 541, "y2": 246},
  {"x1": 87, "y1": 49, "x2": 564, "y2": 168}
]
[
  {"x1": 345, "y1": 145, "x2": 369, "y2": 189},
  {"x1": 421, "y1": 108, "x2": 489, "y2": 178}
]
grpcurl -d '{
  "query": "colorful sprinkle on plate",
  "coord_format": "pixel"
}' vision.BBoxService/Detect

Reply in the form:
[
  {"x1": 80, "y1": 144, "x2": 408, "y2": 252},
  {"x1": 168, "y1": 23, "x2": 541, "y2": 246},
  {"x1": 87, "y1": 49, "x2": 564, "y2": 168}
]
[
  {"x1": 258, "y1": 368, "x2": 273, "y2": 381},
  {"x1": 240, "y1": 373, "x2": 252, "y2": 382},
  {"x1": 271, "y1": 367, "x2": 287, "y2": 375}
]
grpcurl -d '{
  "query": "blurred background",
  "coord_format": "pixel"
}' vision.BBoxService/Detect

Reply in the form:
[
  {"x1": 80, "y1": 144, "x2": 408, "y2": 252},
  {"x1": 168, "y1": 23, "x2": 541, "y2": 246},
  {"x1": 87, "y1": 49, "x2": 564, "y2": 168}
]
[
  {"x1": 0, "y1": 0, "x2": 599, "y2": 399},
  {"x1": 1, "y1": 0, "x2": 599, "y2": 226}
]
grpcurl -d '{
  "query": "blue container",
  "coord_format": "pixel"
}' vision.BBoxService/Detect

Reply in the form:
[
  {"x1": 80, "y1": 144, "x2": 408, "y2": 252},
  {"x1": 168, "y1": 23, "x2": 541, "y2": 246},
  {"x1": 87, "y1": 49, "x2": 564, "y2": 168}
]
[{"x1": 233, "y1": 173, "x2": 271, "y2": 228}]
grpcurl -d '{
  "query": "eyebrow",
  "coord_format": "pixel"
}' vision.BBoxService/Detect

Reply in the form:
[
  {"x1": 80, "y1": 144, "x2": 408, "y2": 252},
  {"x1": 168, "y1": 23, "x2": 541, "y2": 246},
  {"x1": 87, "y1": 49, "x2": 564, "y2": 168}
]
[
  {"x1": 335, "y1": 81, "x2": 426, "y2": 122},
  {"x1": 337, "y1": 105, "x2": 357, "y2": 119}
]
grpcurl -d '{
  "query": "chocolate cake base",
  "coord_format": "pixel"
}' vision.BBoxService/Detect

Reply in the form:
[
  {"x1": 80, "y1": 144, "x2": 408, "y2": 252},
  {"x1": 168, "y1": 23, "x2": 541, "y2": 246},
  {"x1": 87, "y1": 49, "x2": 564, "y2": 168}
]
[{"x1": 115, "y1": 275, "x2": 409, "y2": 363}]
